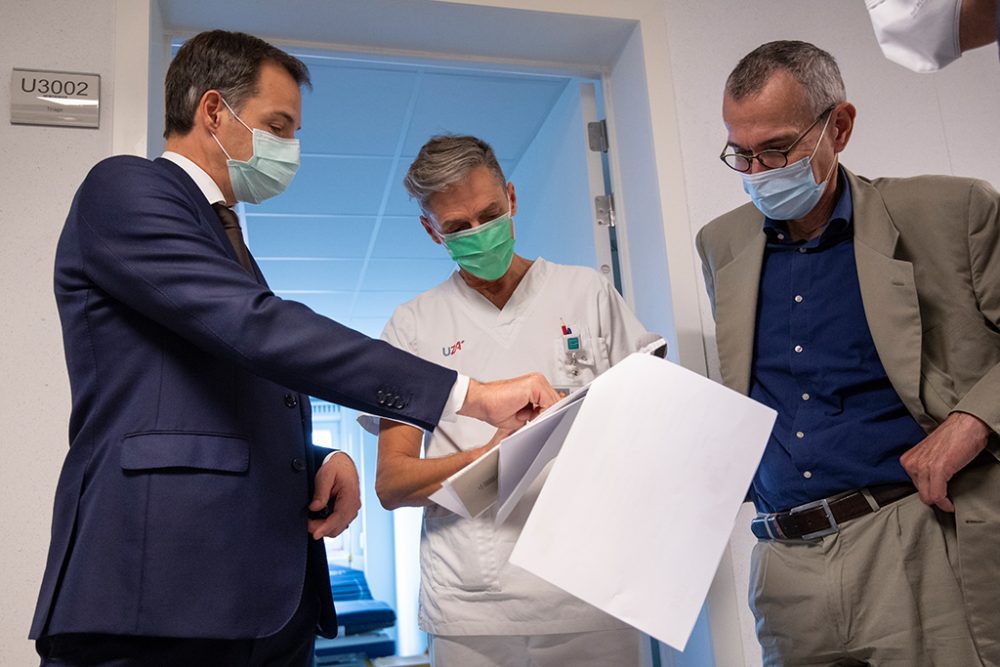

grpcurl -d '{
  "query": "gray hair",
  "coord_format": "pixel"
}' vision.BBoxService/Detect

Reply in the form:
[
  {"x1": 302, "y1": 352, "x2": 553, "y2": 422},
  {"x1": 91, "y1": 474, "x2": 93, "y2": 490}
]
[
  {"x1": 403, "y1": 135, "x2": 506, "y2": 212},
  {"x1": 726, "y1": 41, "x2": 845, "y2": 117}
]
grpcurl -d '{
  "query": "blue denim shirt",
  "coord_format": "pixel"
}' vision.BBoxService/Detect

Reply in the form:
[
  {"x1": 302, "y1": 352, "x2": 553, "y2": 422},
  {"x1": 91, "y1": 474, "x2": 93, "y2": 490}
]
[{"x1": 748, "y1": 169, "x2": 927, "y2": 513}]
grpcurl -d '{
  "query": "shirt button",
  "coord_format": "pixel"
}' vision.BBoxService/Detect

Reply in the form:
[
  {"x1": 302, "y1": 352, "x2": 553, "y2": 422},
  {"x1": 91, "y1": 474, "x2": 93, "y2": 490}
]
[
  {"x1": 794, "y1": 295, "x2": 803, "y2": 303},
  {"x1": 794, "y1": 345, "x2": 803, "y2": 353},
  {"x1": 291, "y1": 457, "x2": 306, "y2": 472},
  {"x1": 284, "y1": 394, "x2": 298, "y2": 408},
  {"x1": 802, "y1": 393, "x2": 810, "y2": 401},
  {"x1": 798, "y1": 247, "x2": 807, "y2": 254},
  {"x1": 796, "y1": 431, "x2": 805, "y2": 439},
  {"x1": 777, "y1": 233, "x2": 785, "y2": 241},
  {"x1": 803, "y1": 470, "x2": 813, "y2": 479}
]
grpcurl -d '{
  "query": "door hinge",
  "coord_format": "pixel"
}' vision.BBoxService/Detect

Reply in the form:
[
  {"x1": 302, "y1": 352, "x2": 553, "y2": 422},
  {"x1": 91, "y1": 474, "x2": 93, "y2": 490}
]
[
  {"x1": 595, "y1": 194, "x2": 616, "y2": 227},
  {"x1": 588, "y1": 119, "x2": 609, "y2": 153}
]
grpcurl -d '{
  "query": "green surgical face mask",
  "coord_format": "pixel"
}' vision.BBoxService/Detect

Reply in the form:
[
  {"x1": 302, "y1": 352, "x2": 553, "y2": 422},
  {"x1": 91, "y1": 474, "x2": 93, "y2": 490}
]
[{"x1": 439, "y1": 210, "x2": 515, "y2": 281}]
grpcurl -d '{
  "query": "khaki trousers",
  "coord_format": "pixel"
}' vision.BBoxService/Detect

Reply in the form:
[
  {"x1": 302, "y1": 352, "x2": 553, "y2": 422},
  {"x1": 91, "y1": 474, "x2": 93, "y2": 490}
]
[
  {"x1": 951, "y1": 454, "x2": 1000, "y2": 667},
  {"x1": 749, "y1": 465, "x2": 999, "y2": 667}
]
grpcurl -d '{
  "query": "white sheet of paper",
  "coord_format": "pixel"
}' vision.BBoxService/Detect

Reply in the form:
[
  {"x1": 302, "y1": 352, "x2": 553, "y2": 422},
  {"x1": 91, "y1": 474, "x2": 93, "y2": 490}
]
[
  {"x1": 496, "y1": 400, "x2": 584, "y2": 525},
  {"x1": 428, "y1": 381, "x2": 592, "y2": 518},
  {"x1": 509, "y1": 354, "x2": 776, "y2": 650},
  {"x1": 427, "y1": 482, "x2": 467, "y2": 518},
  {"x1": 428, "y1": 444, "x2": 501, "y2": 519}
]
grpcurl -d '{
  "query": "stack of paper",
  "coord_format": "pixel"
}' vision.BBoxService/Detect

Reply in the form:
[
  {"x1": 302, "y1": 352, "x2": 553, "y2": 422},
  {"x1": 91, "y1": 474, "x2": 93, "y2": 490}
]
[{"x1": 427, "y1": 384, "x2": 589, "y2": 520}]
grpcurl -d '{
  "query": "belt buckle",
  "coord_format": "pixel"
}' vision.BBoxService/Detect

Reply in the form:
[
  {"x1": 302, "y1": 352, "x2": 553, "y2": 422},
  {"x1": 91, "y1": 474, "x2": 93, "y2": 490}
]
[{"x1": 790, "y1": 497, "x2": 839, "y2": 540}]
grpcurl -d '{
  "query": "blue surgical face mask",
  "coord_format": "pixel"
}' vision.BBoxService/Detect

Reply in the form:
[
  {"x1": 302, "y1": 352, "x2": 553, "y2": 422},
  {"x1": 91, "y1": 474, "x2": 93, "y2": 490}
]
[
  {"x1": 212, "y1": 97, "x2": 300, "y2": 204},
  {"x1": 741, "y1": 113, "x2": 835, "y2": 220}
]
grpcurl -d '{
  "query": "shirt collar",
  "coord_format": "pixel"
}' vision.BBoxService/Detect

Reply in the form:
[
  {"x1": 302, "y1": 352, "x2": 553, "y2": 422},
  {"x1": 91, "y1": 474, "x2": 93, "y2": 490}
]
[
  {"x1": 161, "y1": 151, "x2": 227, "y2": 207},
  {"x1": 763, "y1": 166, "x2": 853, "y2": 248}
]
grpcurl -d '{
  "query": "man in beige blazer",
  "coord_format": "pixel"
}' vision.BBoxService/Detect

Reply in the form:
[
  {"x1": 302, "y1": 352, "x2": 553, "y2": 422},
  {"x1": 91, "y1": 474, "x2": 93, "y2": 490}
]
[{"x1": 697, "y1": 40, "x2": 1000, "y2": 666}]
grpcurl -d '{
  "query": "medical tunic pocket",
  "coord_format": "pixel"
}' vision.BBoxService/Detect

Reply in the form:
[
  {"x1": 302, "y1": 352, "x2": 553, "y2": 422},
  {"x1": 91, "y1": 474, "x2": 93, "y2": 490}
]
[
  {"x1": 422, "y1": 512, "x2": 500, "y2": 593},
  {"x1": 551, "y1": 325, "x2": 609, "y2": 387}
]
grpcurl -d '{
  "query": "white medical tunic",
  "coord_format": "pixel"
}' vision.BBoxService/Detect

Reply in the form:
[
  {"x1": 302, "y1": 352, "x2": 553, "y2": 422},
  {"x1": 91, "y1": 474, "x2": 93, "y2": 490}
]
[{"x1": 378, "y1": 258, "x2": 649, "y2": 636}]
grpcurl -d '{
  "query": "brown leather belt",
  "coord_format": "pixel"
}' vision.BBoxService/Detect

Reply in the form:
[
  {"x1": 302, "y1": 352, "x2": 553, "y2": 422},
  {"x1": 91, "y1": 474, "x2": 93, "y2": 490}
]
[{"x1": 751, "y1": 483, "x2": 916, "y2": 540}]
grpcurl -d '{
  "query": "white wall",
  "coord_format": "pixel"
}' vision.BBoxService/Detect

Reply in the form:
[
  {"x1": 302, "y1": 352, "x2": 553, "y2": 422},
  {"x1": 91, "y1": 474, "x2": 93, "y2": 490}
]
[
  {"x1": 659, "y1": 1, "x2": 1000, "y2": 665},
  {"x1": 0, "y1": 1, "x2": 117, "y2": 664}
]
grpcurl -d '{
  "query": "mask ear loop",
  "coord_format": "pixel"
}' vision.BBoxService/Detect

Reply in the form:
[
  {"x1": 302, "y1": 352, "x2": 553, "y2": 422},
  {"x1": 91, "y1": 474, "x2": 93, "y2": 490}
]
[
  {"x1": 219, "y1": 96, "x2": 254, "y2": 134},
  {"x1": 810, "y1": 110, "x2": 838, "y2": 184},
  {"x1": 211, "y1": 132, "x2": 235, "y2": 161},
  {"x1": 211, "y1": 95, "x2": 251, "y2": 162}
]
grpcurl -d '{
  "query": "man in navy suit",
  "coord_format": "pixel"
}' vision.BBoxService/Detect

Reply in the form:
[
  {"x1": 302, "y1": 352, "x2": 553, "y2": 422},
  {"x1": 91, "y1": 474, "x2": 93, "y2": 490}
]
[{"x1": 30, "y1": 30, "x2": 557, "y2": 666}]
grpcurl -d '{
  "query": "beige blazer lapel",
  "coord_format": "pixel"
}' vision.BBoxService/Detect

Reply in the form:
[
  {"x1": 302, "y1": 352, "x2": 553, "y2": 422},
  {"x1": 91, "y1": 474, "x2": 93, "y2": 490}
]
[
  {"x1": 848, "y1": 170, "x2": 934, "y2": 431},
  {"x1": 715, "y1": 228, "x2": 766, "y2": 395}
]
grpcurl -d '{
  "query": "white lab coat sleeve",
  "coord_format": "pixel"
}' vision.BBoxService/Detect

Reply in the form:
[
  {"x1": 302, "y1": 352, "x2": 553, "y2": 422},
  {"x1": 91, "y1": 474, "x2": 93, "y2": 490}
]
[
  {"x1": 866, "y1": 0, "x2": 962, "y2": 72},
  {"x1": 596, "y1": 273, "x2": 651, "y2": 365}
]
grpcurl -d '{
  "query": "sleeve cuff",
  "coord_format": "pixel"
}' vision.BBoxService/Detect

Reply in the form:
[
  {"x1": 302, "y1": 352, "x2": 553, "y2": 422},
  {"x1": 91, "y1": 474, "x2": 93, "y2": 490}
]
[
  {"x1": 440, "y1": 373, "x2": 470, "y2": 423},
  {"x1": 356, "y1": 373, "x2": 468, "y2": 435}
]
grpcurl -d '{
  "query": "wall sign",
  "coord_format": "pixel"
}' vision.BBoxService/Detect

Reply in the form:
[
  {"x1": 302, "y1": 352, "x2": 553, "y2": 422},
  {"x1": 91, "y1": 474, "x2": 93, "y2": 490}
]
[{"x1": 10, "y1": 68, "x2": 100, "y2": 129}]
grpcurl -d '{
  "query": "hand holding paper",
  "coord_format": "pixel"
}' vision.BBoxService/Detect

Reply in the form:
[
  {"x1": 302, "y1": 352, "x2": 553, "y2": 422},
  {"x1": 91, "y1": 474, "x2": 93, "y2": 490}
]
[
  {"x1": 429, "y1": 380, "x2": 591, "y2": 520},
  {"x1": 458, "y1": 372, "x2": 561, "y2": 430}
]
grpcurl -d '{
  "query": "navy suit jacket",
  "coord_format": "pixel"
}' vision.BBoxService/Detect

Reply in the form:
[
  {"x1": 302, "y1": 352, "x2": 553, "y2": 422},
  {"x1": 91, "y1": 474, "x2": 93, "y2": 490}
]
[{"x1": 30, "y1": 156, "x2": 456, "y2": 640}]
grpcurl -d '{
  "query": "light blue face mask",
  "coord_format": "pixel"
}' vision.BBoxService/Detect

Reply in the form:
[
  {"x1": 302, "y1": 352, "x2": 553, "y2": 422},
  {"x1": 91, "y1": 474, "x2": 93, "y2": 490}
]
[
  {"x1": 212, "y1": 97, "x2": 300, "y2": 204},
  {"x1": 741, "y1": 113, "x2": 835, "y2": 221}
]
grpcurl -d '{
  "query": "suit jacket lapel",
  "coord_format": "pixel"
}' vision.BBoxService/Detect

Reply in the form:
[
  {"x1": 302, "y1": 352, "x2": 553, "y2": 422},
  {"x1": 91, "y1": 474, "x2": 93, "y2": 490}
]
[
  {"x1": 848, "y1": 169, "x2": 933, "y2": 430},
  {"x1": 715, "y1": 226, "x2": 766, "y2": 395},
  {"x1": 154, "y1": 157, "x2": 267, "y2": 287}
]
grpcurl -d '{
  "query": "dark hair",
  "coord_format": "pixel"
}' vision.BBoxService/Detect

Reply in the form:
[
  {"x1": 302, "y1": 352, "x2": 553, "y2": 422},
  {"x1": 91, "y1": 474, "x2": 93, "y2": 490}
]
[
  {"x1": 726, "y1": 40, "x2": 845, "y2": 117},
  {"x1": 403, "y1": 135, "x2": 506, "y2": 212},
  {"x1": 163, "y1": 30, "x2": 311, "y2": 138}
]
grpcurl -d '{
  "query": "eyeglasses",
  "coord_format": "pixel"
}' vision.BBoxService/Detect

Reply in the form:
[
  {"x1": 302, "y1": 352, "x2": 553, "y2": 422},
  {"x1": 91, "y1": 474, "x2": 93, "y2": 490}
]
[{"x1": 719, "y1": 105, "x2": 835, "y2": 173}]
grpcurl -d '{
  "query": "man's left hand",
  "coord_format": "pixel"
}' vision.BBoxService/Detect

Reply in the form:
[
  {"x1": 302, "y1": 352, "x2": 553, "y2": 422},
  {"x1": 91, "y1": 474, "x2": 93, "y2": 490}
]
[
  {"x1": 900, "y1": 411, "x2": 992, "y2": 512},
  {"x1": 308, "y1": 451, "x2": 361, "y2": 540}
]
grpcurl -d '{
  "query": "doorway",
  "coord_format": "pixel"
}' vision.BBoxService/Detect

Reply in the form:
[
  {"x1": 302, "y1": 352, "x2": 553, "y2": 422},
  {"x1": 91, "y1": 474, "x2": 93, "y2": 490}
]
[{"x1": 240, "y1": 49, "x2": 614, "y2": 655}]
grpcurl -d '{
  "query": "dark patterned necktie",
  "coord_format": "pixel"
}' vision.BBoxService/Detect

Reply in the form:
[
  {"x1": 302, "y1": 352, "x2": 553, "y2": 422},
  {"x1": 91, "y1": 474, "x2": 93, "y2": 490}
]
[{"x1": 212, "y1": 203, "x2": 255, "y2": 274}]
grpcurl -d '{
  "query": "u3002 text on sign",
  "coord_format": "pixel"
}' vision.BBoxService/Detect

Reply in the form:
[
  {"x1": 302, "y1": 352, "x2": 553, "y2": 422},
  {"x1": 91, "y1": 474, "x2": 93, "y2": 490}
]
[{"x1": 10, "y1": 68, "x2": 100, "y2": 129}]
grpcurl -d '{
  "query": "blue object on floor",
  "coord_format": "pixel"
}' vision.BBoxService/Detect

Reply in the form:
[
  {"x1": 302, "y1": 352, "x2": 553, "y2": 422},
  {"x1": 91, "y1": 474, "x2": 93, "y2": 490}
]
[
  {"x1": 314, "y1": 631, "x2": 395, "y2": 664},
  {"x1": 314, "y1": 566, "x2": 398, "y2": 665},
  {"x1": 336, "y1": 599, "x2": 396, "y2": 636}
]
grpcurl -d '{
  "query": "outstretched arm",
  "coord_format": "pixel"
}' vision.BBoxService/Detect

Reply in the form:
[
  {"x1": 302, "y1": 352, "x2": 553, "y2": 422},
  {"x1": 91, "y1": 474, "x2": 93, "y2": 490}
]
[{"x1": 375, "y1": 420, "x2": 507, "y2": 510}]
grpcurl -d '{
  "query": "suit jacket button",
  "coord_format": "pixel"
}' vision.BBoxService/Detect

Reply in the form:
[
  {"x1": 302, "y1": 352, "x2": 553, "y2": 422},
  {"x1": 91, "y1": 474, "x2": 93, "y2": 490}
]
[
  {"x1": 284, "y1": 394, "x2": 298, "y2": 408},
  {"x1": 394, "y1": 399, "x2": 405, "y2": 409},
  {"x1": 291, "y1": 457, "x2": 306, "y2": 472}
]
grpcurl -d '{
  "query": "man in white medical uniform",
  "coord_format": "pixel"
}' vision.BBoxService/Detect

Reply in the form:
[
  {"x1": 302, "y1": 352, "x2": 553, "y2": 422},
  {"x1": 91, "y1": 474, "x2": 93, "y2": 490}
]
[
  {"x1": 370, "y1": 135, "x2": 648, "y2": 666},
  {"x1": 866, "y1": 0, "x2": 997, "y2": 72}
]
